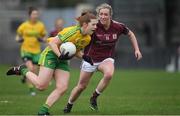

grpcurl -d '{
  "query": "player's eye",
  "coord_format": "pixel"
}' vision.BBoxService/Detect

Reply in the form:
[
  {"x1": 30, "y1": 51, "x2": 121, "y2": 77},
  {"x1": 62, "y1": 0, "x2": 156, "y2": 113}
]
[
  {"x1": 99, "y1": 13, "x2": 103, "y2": 16},
  {"x1": 104, "y1": 13, "x2": 108, "y2": 16}
]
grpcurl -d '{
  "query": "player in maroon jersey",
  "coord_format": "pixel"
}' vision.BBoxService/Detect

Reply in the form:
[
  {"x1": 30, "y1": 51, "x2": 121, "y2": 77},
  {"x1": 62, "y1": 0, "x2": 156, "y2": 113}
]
[
  {"x1": 63, "y1": 3, "x2": 142, "y2": 113},
  {"x1": 49, "y1": 18, "x2": 64, "y2": 37}
]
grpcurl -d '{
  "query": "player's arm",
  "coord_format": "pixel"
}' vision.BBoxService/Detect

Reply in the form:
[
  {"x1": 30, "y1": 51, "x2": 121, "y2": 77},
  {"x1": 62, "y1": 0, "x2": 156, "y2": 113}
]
[
  {"x1": 37, "y1": 35, "x2": 47, "y2": 43},
  {"x1": 75, "y1": 51, "x2": 93, "y2": 65},
  {"x1": 127, "y1": 30, "x2": 142, "y2": 60},
  {"x1": 48, "y1": 36, "x2": 62, "y2": 57},
  {"x1": 16, "y1": 23, "x2": 24, "y2": 43},
  {"x1": 38, "y1": 23, "x2": 48, "y2": 42}
]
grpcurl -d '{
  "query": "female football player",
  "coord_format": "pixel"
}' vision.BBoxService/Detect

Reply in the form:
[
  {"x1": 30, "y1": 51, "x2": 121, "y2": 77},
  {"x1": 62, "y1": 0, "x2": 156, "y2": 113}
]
[
  {"x1": 63, "y1": 3, "x2": 142, "y2": 113},
  {"x1": 6, "y1": 13, "x2": 98, "y2": 115},
  {"x1": 16, "y1": 7, "x2": 47, "y2": 96}
]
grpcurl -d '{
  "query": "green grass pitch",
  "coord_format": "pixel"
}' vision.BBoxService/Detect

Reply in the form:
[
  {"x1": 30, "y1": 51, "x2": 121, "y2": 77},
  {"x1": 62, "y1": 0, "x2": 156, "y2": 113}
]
[{"x1": 0, "y1": 65, "x2": 180, "y2": 115}]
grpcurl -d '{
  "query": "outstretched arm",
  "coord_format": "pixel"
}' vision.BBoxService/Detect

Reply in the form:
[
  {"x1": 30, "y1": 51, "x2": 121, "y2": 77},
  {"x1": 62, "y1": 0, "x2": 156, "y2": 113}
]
[{"x1": 127, "y1": 30, "x2": 142, "y2": 61}]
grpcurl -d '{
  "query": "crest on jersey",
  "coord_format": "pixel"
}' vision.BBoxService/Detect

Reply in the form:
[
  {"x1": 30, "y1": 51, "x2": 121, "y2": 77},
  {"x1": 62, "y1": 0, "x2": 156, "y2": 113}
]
[
  {"x1": 113, "y1": 34, "x2": 117, "y2": 39},
  {"x1": 48, "y1": 60, "x2": 52, "y2": 65}
]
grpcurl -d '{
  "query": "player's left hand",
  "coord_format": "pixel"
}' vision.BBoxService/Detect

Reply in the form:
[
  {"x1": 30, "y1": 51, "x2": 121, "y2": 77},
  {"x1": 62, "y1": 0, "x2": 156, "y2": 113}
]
[
  {"x1": 82, "y1": 55, "x2": 93, "y2": 65},
  {"x1": 135, "y1": 50, "x2": 142, "y2": 61}
]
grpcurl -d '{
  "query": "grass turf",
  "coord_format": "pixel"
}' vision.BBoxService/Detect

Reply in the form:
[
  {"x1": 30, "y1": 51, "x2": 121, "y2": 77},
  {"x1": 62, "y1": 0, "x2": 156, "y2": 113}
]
[{"x1": 0, "y1": 65, "x2": 180, "y2": 115}]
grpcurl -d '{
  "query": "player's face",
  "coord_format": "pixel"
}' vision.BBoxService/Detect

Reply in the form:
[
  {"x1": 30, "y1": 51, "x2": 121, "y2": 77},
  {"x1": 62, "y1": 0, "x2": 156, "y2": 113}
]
[
  {"x1": 30, "y1": 10, "x2": 39, "y2": 22},
  {"x1": 55, "y1": 19, "x2": 64, "y2": 31},
  {"x1": 98, "y1": 8, "x2": 111, "y2": 25},
  {"x1": 84, "y1": 19, "x2": 98, "y2": 35}
]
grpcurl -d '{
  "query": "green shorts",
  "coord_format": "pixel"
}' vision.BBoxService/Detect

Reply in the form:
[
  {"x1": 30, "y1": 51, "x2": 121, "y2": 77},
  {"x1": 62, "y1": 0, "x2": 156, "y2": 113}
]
[
  {"x1": 38, "y1": 49, "x2": 70, "y2": 71},
  {"x1": 21, "y1": 50, "x2": 40, "y2": 64}
]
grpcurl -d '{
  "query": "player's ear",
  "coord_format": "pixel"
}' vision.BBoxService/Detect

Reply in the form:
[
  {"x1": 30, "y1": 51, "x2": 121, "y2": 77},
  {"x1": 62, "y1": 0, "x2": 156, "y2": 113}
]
[{"x1": 82, "y1": 22, "x2": 88, "y2": 28}]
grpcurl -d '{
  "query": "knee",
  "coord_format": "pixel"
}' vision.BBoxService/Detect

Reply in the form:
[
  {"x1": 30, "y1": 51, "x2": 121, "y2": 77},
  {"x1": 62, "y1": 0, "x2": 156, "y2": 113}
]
[
  {"x1": 104, "y1": 72, "x2": 113, "y2": 81},
  {"x1": 56, "y1": 84, "x2": 68, "y2": 95}
]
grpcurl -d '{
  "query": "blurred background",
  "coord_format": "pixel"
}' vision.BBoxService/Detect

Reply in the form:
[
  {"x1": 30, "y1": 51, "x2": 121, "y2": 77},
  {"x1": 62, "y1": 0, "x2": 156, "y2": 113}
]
[
  {"x1": 0, "y1": 1, "x2": 180, "y2": 115},
  {"x1": 0, "y1": 0, "x2": 180, "y2": 72}
]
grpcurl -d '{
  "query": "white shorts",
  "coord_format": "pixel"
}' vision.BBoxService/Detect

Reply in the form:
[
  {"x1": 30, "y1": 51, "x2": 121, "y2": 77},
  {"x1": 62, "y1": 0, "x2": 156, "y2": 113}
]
[{"x1": 81, "y1": 58, "x2": 114, "y2": 72}]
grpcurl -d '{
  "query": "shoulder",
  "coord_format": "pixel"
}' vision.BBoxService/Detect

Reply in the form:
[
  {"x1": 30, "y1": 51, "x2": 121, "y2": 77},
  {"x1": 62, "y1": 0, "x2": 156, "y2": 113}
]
[
  {"x1": 111, "y1": 20, "x2": 129, "y2": 34},
  {"x1": 112, "y1": 20, "x2": 126, "y2": 28},
  {"x1": 17, "y1": 21, "x2": 28, "y2": 30},
  {"x1": 37, "y1": 21, "x2": 45, "y2": 27},
  {"x1": 19, "y1": 21, "x2": 28, "y2": 27},
  {"x1": 58, "y1": 25, "x2": 78, "y2": 36}
]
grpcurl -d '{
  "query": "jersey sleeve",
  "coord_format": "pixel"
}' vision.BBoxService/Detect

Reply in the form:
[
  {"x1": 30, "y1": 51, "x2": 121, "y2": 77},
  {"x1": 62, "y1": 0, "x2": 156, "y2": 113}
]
[
  {"x1": 40, "y1": 23, "x2": 47, "y2": 37},
  {"x1": 57, "y1": 28, "x2": 68, "y2": 42},
  {"x1": 17, "y1": 23, "x2": 25, "y2": 36},
  {"x1": 119, "y1": 23, "x2": 129, "y2": 35},
  {"x1": 57, "y1": 26, "x2": 77, "y2": 42}
]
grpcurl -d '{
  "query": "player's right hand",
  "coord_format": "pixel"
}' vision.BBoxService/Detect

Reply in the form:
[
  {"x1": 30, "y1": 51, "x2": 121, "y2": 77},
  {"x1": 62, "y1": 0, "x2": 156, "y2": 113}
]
[
  {"x1": 82, "y1": 55, "x2": 93, "y2": 65},
  {"x1": 58, "y1": 50, "x2": 73, "y2": 60},
  {"x1": 16, "y1": 38, "x2": 24, "y2": 43},
  {"x1": 15, "y1": 35, "x2": 24, "y2": 43},
  {"x1": 135, "y1": 50, "x2": 142, "y2": 61}
]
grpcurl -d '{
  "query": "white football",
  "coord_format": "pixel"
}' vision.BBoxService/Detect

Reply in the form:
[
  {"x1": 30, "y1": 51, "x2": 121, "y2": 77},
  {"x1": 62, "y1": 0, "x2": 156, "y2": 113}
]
[{"x1": 60, "y1": 42, "x2": 76, "y2": 58}]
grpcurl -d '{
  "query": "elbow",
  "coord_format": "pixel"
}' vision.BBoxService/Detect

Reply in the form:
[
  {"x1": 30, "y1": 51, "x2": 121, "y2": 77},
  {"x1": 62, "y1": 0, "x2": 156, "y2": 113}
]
[
  {"x1": 48, "y1": 41, "x2": 54, "y2": 48},
  {"x1": 48, "y1": 37, "x2": 61, "y2": 48},
  {"x1": 128, "y1": 31, "x2": 136, "y2": 40}
]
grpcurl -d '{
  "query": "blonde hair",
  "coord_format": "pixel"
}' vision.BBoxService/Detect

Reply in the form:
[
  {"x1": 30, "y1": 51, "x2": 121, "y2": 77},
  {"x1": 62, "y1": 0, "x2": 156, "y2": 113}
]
[{"x1": 96, "y1": 3, "x2": 113, "y2": 17}]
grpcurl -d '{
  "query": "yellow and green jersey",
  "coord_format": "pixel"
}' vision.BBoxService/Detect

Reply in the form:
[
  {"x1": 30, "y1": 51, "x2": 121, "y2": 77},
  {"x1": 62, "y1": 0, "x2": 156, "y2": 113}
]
[
  {"x1": 17, "y1": 20, "x2": 47, "y2": 54},
  {"x1": 46, "y1": 25, "x2": 91, "y2": 52},
  {"x1": 39, "y1": 25, "x2": 91, "y2": 68}
]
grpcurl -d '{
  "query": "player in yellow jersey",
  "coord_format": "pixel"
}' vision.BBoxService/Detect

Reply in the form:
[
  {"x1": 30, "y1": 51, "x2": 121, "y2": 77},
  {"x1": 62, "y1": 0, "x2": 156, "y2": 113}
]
[
  {"x1": 6, "y1": 13, "x2": 98, "y2": 115},
  {"x1": 15, "y1": 7, "x2": 47, "y2": 96}
]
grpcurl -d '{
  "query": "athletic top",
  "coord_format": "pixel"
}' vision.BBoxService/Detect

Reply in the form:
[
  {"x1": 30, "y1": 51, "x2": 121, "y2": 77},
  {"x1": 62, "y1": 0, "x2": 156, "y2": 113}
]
[
  {"x1": 17, "y1": 20, "x2": 47, "y2": 54},
  {"x1": 84, "y1": 20, "x2": 129, "y2": 62},
  {"x1": 45, "y1": 25, "x2": 91, "y2": 53}
]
